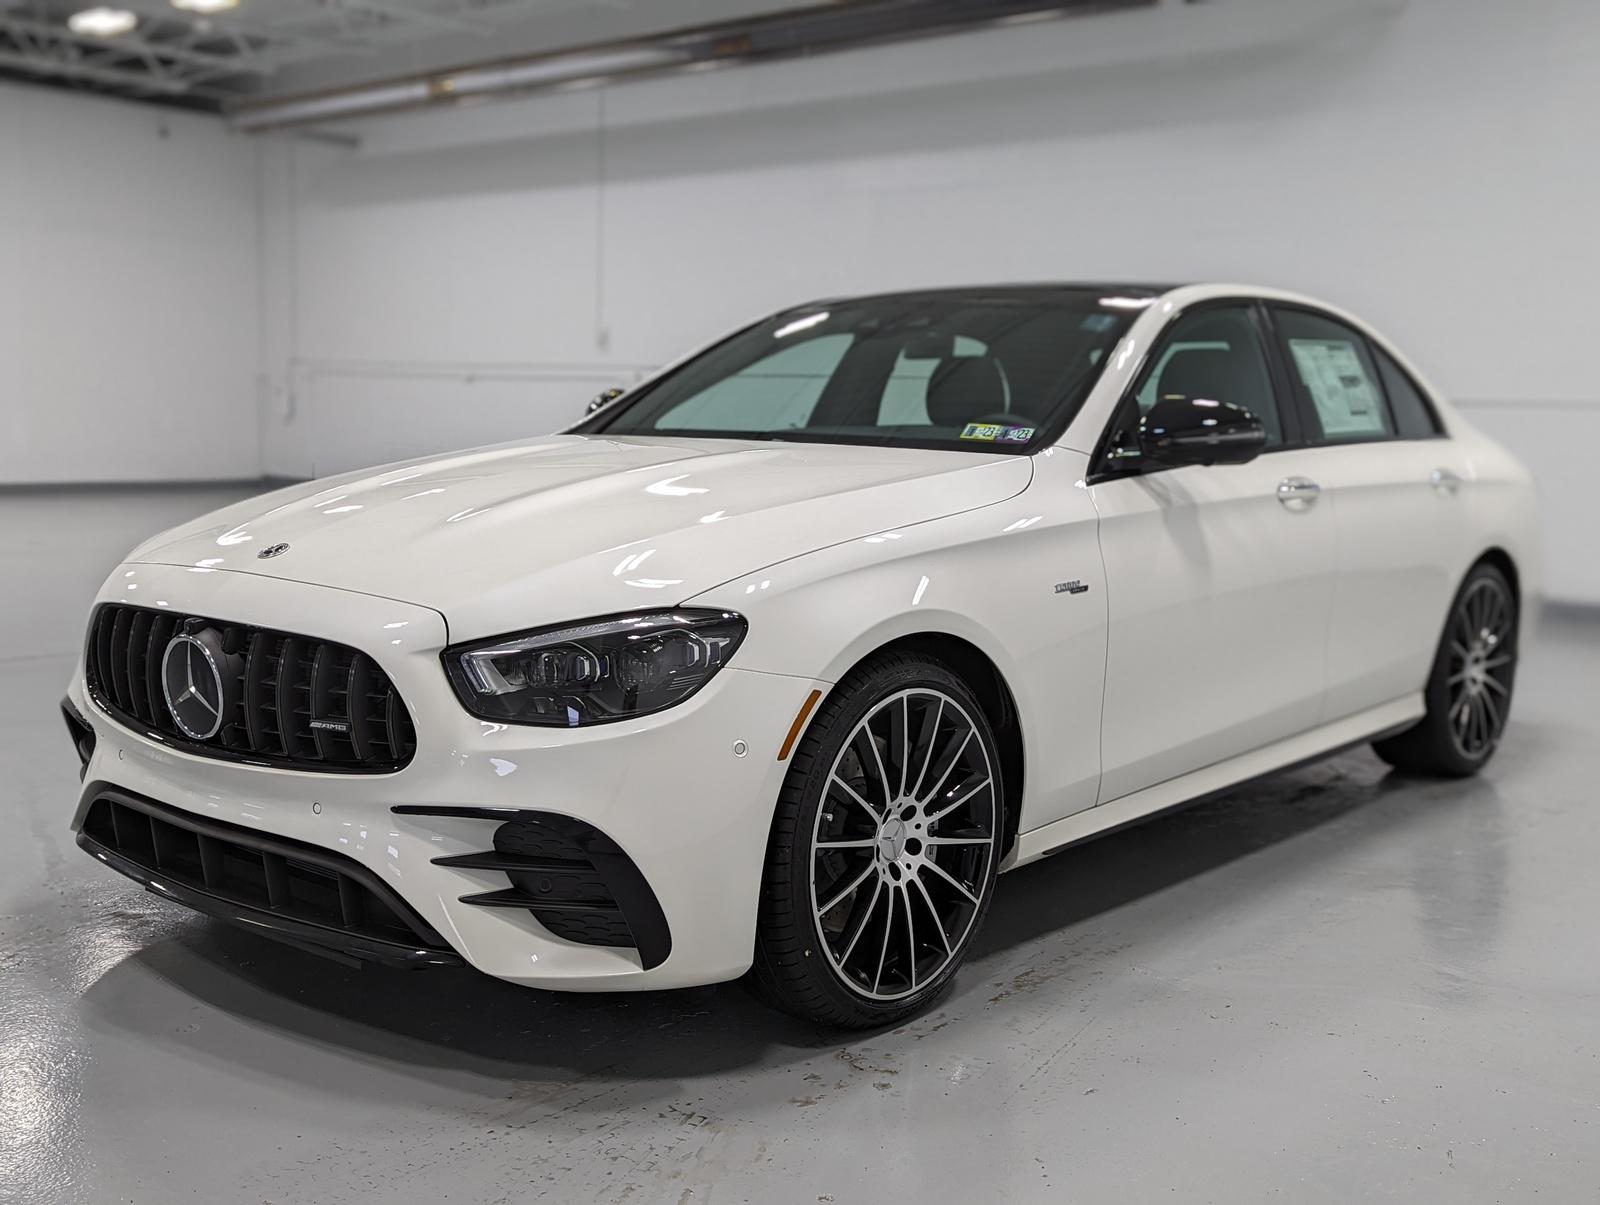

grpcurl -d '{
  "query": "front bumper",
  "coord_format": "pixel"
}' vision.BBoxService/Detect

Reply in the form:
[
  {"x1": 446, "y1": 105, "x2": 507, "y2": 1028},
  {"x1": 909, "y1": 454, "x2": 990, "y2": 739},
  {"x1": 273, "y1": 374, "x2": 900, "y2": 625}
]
[
  {"x1": 68, "y1": 562, "x2": 821, "y2": 991},
  {"x1": 78, "y1": 783, "x2": 464, "y2": 970}
]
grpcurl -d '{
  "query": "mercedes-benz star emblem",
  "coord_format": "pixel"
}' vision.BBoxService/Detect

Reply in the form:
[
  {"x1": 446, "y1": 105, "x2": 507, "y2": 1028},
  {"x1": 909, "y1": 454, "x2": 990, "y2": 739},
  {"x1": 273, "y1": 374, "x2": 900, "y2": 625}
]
[
  {"x1": 161, "y1": 630, "x2": 231, "y2": 740},
  {"x1": 258, "y1": 542, "x2": 290, "y2": 560}
]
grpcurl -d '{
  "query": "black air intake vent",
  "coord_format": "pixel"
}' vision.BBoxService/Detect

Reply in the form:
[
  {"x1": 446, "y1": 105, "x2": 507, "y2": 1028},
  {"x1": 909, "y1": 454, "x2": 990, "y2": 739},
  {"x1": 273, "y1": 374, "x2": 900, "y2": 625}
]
[
  {"x1": 393, "y1": 805, "x2": 673, "y2": 969},
  {"x1": 84, "y1": 603, "x2": 416, "y2": 773},
  {"x1": 79, "y1": 787, "x2": 457, "y2": 966}
]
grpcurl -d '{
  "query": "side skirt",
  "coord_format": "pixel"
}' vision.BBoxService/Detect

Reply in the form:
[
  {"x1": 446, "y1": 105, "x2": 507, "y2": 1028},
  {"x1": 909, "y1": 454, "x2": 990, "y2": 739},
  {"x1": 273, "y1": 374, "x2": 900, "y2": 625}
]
[{"x1": 1001, "y1": 693, "x2": 1424, "y2": 870}]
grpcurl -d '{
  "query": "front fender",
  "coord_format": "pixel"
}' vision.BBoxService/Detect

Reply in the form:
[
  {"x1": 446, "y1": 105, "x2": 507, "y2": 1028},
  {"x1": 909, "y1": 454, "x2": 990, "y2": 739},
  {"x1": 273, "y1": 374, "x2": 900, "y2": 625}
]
[{"x1": 687, "y1": 451, "x2": 1107, "y2": 835}]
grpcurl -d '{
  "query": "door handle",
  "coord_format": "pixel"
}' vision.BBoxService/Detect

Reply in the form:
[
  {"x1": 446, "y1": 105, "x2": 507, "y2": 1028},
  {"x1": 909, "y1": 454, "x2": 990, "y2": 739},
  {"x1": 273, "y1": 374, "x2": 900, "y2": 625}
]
[
  {"x1": 1276, "y1": 476, "x2": 1321, "y2": 510},
  {"x1": 1430, "y1": 467, "x2": 1463, "y2": 495}
]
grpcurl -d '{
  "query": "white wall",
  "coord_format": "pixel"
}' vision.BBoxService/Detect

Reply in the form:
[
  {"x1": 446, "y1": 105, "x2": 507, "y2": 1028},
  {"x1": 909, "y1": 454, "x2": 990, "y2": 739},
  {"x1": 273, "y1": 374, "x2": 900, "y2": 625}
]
[
  {"x1": 245, "y1": 0, "x2": 1596, "y2": 604},
  {"x1": 0, "y1": 83, "x2": 260, "y2": 484}
]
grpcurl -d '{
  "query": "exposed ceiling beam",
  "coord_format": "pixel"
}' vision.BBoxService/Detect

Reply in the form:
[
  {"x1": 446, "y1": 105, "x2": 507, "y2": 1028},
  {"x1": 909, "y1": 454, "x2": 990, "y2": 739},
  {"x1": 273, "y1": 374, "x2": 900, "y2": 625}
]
[
  {"x1": 0, "y1": 0, "x2": 566, "y2": 105},
  {"x1": 229, "y1": 0, "x2": 1157, "y2": 131},
  {"x1": 0, "y1": 46, "x2": 190, "y2": 93},
  {"x1": 106, "y1": 0, "x2": 367, "y2": 54},
  {"x1": 0, "y1": 12, "x2": 275, "y2": 76}
]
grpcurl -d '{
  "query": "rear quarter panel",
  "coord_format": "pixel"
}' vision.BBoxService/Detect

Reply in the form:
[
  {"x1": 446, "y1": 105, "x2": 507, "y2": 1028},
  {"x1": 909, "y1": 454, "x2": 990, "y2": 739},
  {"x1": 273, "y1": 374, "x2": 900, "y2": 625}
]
[{"x1": 1453, "y1": 418, "x2": 1543, "y2": 643}]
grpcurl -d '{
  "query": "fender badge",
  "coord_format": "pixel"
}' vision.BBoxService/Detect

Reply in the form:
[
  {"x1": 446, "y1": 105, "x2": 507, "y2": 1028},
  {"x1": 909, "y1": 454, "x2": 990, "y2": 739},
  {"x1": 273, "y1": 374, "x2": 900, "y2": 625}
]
[{"x1": 1054, "y1": 580, "x2": 1089, "y2": 595}]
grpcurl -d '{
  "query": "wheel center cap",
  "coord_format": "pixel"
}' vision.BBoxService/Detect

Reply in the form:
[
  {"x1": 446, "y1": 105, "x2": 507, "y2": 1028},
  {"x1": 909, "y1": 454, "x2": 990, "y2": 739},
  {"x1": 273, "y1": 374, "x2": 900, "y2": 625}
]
[
  {"x1": 877, "y1": 817, "x2": 909, "y2": 861},
  {"x1": 1466, "y1": 645, "x2": 1489, "y2": 692}
]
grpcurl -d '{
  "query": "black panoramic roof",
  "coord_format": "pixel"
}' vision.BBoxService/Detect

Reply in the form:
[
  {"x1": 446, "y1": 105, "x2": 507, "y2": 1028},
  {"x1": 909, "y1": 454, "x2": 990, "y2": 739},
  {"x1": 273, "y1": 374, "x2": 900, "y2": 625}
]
[{"x1": 793, "y1": 282, "x2": 1186, "y2": 309}]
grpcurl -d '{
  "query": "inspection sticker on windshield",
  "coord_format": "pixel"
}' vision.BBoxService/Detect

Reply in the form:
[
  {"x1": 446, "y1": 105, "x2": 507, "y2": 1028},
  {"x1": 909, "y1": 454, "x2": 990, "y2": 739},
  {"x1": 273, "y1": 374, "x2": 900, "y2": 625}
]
[{"x1": 961, "y1": 423, "x2": 1035, "y2": 443}]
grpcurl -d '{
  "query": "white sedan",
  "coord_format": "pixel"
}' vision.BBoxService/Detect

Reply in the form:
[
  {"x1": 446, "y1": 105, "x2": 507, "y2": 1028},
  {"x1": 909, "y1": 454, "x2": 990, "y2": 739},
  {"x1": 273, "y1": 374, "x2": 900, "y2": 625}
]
[{"x1": 63, "y1": 283, "x2": 1538, "y2": 1027}]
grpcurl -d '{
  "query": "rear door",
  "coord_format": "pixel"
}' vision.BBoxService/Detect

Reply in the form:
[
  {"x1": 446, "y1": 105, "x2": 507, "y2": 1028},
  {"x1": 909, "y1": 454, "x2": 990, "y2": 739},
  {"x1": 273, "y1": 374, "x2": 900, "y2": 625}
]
[
  {"x1": 1090, "y1": 300, "x2": 1338, "y2": 803},
  {"x1": 1263, "y1": 305, "x2": 1472, "y2": 720}
]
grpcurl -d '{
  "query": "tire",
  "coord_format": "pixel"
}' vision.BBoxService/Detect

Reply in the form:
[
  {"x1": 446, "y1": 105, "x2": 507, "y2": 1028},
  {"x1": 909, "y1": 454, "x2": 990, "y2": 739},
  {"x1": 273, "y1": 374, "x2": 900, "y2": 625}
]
[
  {"x1": 1372, "y1": 561, "x2": 1518, "y2": 776},
  {"x1": 751, "y1": 652, "x2": 1003, "y2": 1028}
]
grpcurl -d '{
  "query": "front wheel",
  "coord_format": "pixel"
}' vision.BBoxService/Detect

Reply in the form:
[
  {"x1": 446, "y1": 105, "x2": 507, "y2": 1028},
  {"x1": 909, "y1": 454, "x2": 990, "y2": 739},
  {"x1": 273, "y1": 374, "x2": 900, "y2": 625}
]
[
  {"x1": 1373, "y1": 562, "x2": 1518, "y2": 776},
  {"x1": 751, "y1": 653, "x2": 1002, "y2": 1028}
]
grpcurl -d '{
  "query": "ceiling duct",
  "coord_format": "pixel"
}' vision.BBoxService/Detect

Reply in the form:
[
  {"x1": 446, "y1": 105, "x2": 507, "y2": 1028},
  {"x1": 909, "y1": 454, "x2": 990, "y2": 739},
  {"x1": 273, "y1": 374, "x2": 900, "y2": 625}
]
[{"x1": 228, "y1": 0, "x2": 1156, "y2": 131}]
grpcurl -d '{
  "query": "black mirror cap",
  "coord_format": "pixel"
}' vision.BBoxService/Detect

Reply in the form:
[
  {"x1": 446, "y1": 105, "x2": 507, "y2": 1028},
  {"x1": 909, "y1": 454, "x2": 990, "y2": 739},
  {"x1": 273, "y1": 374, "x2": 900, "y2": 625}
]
[
  {"x1": 587, "y1": 387, "x2": 626, "y2": 415},
  {"x1": 1139, "y1": 394, "x2": 1268, "y2": 467}
]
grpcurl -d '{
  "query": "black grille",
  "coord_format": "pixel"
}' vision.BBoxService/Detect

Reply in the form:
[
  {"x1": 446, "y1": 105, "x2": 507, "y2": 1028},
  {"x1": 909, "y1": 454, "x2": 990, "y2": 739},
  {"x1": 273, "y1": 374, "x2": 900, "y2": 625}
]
[
  {"x1": 84, "y1": 603, "x2": 416, "y2": 772},
  {"x1": 80, "y1": 790, "x2": 453, "y2": 957}
]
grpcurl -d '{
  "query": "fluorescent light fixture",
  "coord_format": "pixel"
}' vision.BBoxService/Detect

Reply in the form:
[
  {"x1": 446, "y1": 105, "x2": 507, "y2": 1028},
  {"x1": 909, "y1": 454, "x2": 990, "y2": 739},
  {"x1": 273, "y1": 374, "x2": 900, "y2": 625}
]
[
  {"x1": 232, "y1": 43, "x2": 692, "y2": 129},
  {"x1": 442, "y1": 45, "x2": 689, "y2": 98},
  {"x1": 67, "y1": 7, "x2": 138, "y2": 36},
  {"x1": 234, "y1": 81, "x2": 431, "y2": 127},
  {"x1": 170, "y1": 0, "x2": 240, "y2": 12}
]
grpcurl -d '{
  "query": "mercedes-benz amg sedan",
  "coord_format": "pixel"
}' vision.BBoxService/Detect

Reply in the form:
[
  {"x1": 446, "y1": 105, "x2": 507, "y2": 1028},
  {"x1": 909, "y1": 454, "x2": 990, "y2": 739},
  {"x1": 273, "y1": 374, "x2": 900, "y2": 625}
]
[{"x1": 63, "y1": 283, "x2": 1538, "y2": 1027}]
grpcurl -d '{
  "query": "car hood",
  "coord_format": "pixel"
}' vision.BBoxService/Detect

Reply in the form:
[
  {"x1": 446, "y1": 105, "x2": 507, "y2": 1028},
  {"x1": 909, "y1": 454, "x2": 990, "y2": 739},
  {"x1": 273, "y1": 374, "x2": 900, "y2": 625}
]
[{"x1": 128, "y1": 435, "x2": 1032, "y2": 640}]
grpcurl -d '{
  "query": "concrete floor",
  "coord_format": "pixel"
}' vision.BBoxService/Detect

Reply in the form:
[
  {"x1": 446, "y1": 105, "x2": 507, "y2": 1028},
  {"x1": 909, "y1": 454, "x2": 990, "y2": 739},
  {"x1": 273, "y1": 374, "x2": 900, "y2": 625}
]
[{"x1": 3, "y1": 485, "x2": 1598, "y2": 1205}]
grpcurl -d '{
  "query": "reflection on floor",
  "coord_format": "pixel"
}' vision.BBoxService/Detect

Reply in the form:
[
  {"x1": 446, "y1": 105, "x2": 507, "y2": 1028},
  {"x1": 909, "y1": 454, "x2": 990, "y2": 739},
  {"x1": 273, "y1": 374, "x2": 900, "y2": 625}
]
[{"x1": 3, "y1": 485, "x2": 1597, "y2": 1204}]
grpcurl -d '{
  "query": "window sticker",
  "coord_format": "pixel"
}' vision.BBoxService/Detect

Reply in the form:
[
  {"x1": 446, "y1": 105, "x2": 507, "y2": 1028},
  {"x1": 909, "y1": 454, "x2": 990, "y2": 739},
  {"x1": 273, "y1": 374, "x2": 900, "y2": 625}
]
[
  {"x1": 961, "y1": 423, "x2": 1035, "y2": 443},
  {"x1": 1288, "y1": 338, "x2": 1385, "y2": 437}
]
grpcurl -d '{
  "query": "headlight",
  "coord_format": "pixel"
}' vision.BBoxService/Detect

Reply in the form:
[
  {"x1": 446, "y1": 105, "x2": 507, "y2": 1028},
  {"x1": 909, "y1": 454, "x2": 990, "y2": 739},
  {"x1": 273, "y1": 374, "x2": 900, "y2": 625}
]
[{"x1": 443, "y1": 609, "x2": 747, "y2": 727}]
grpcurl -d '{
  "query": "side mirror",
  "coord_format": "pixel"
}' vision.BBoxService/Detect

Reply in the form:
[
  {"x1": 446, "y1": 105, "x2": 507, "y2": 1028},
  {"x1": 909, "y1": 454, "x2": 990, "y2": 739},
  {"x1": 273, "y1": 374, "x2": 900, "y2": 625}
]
[
  {"x1": 587, "y1": 387, "x2": 626, "y2": 415},
  {"x1": 1139, "y1": 394, "x2": 1267, "y2": 467}
]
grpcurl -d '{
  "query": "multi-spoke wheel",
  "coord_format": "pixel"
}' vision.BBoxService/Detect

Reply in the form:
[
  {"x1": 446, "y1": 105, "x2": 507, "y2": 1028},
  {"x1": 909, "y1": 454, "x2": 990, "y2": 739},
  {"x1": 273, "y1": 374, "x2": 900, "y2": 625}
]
[
  {"x1": 752, "y1": 654, "x2": 1003, "y2": 1027},
  {"x1": 1374, "y1": 561, "x2": 1518, "y2": 776},
  {"x1": 811, "y1": 687, "x2": 996, "y2": 1001},
  {"x1": 1444, "y1": 575, "x2": 1516, "y2": 759}
]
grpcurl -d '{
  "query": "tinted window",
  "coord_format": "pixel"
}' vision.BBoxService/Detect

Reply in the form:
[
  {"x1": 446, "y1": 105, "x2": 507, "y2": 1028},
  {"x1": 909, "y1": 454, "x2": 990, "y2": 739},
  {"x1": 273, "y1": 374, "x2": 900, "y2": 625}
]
[
  {"x1": 657, "y1": 333, "x2": 1003, "y2": 431},
  {"x1": 1273, "y1": 308, "x2": 1393, "y2": 443},
  {"x1": 877, "y1": 335, "x2": 999, "y2": 425},
  {"x1": 656, "y1": 335, "x2": 851, "y2": 431},
  {"x1": 1101, "y1": 304, "x2": 1282, "y2": 472},
  {"x1": 1373, "y1": 345, "x2": 1441, "y2": 438},
  {"x1": 585, "y1": 291, "x2": 1142, "y2": 453}
]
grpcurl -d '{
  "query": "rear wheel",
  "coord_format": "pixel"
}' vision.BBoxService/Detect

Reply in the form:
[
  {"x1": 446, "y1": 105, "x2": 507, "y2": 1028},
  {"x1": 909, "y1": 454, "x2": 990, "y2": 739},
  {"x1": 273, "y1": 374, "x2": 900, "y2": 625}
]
[
  {"x1": 1373, "y1": 562, "x2": 1517, "y2": 776},
  {"x1": 751, "y1": 653, "x2": 1002, "y2": 1028}
]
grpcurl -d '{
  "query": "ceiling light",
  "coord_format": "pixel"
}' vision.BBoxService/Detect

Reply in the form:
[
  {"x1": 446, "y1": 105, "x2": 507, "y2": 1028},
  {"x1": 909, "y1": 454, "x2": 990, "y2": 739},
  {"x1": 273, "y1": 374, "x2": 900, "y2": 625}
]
[
  {"x1": 67, "y1": 6, "x2": 138, "y2": 36},
  {"x1": 169, "y1": 0, "x2": 241, "y2": 12}
]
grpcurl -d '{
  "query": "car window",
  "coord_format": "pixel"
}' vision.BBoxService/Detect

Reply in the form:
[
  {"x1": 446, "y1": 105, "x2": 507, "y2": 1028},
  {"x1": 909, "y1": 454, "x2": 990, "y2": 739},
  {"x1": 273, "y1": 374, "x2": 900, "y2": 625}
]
[
  {"x1": 1100, "y1": 304, "x2": 1282, "y2": 472},
  {"x1": 1372, "y1": 344, "x2": 1442, "y2": 438},
  {"x1": 586, "y1": 292, "x2": 1142, "y2": 454},
  {"x1": 1272, "y1": 308, "x2": 1394, "y2": 443},
  {"x1": 655, "y1": 335, "x2": 853, "y2": 431},
  {"x1": 878, "y1": 335, "x2": 998, "y2": 425},
  {"x1": 1134, "y1": 341, "x2": 1230, "y2": 412}
]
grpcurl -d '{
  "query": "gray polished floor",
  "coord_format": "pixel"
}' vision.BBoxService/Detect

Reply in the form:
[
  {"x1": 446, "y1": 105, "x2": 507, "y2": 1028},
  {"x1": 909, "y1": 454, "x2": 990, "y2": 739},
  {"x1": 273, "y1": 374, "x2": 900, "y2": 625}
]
[{"x1": 3, "y1": 485, "x2": 1597, "y2": 1205}]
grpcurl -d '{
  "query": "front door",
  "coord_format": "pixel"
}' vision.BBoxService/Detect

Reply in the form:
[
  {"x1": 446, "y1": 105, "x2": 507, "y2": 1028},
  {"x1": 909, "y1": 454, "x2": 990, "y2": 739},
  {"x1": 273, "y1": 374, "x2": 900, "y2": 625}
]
[{"x1": 1090, "y1": 301, "x2": 1337, "y2": 802}]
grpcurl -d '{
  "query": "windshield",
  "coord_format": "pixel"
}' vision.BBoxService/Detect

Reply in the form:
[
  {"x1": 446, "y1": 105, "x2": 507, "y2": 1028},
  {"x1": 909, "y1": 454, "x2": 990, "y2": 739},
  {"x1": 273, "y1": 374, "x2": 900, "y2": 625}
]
[{"x1": 580, "y1": 288, "x2": 1150, "y2": 453}]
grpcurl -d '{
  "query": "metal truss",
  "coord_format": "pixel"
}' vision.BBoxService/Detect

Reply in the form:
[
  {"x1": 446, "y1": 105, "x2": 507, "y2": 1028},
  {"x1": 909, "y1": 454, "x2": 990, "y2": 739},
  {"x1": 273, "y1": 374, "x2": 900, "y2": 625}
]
[{"x1": 0, "y1": 0, "x2": 557, "y2": 103}]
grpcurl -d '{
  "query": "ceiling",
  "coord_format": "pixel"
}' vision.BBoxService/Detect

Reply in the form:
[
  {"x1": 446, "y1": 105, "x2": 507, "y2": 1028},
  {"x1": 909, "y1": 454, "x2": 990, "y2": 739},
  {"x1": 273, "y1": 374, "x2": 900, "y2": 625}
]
[{"x1": 0, "y1": 0, "x2": 812, "y2": 110}]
